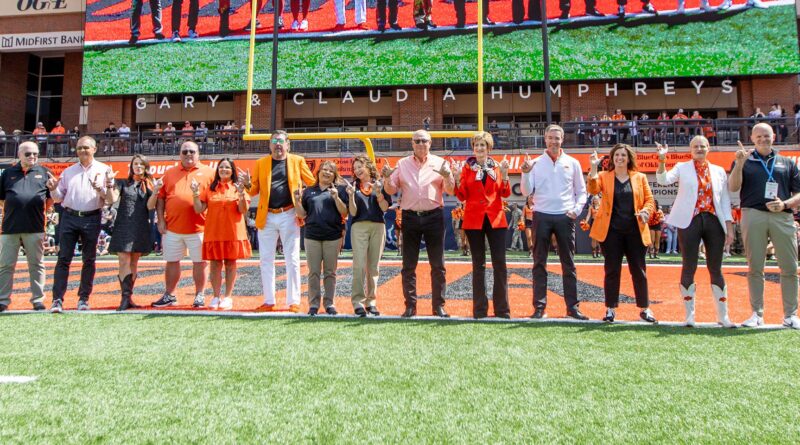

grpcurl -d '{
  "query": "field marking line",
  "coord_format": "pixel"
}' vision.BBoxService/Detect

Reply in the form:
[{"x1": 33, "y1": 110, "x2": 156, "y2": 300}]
[{"x1": 0, "y1": 376, "x2": 37, "y2": 384}]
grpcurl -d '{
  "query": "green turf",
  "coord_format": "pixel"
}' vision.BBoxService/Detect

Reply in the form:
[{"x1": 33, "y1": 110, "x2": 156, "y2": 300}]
[
  {"x1": 1, "y1": 315, "x2": 798, "y2": 443},
  {"x1": 82, "y1": 6, "x2": 800, "y2": 95}
]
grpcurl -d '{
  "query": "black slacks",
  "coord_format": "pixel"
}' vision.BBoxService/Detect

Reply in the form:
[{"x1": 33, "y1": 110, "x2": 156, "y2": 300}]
[
  {"x1": 531, "y1": 212, "x2": 578, "y2": 310},
  {"x1": 171, "y1": 0, "x2": 199, "y2": 32},
  {"x1": 678, "y1": 212, "x2": 726, "y2": 289},
  {"x1": 453, "y1": 0, "x2": 490, "y2": 26},
  {"x1": 465, "y1": 216, "x2": 509, "y2": 318},
  {"x1": 376, "y1": 0, "x2": 398, "y2": 26},
  {"x1": 600, "y1": 228, "x2": 649, "y2": 308},
  {"x1": 53, "y1": 212, "x2": 101, "y2": 302},
  {"x1": 401, "y1": 209, "x2": 446, "y2": 310},
  {"x1": 131, "y1": 0, "x2": 163, "y2": 37}
]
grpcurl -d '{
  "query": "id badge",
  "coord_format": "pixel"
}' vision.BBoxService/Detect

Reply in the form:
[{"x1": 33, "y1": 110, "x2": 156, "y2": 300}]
[{"x1": 764, "y1": 181, "x2": 778, "y2": 200}]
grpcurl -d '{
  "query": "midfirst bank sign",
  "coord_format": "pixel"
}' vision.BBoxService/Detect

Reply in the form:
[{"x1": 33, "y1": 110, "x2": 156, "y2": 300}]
[{"x1": 136, "y1": 79, "x2": 736, "y2": 110}]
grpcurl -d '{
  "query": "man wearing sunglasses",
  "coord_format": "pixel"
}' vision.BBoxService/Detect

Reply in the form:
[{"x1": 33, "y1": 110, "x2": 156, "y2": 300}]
[
  {"x1": 0, "y1": 142, "x2": 52, "y2": 312},
  {"x1": 151, "y1": 141, "x2": 214, "y2": 308},
  {"x1": 241, "y1": 130, "x2": 315, "y2": 312},
  {"x1": 47, "y1": 136, "x2": 118, "y2": 313},
  {"x1": 382, "y1": 129, "x2": 455, "y2": 318}
]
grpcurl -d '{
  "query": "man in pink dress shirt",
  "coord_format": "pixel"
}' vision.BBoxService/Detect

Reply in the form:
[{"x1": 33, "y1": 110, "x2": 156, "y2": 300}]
[{"x1": 382, "y1": 129, "x2": 455, "y2": 318}]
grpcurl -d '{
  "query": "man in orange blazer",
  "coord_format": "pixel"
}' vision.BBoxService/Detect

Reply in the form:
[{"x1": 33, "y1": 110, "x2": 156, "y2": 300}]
[{"x1": 242, "y1": 130, "x2": 315, "y2": 312}]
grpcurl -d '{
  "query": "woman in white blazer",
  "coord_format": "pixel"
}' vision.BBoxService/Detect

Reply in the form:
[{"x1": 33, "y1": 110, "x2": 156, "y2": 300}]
[{"x1": 656, "y1": 136, "x2": 735, "y2": 328}]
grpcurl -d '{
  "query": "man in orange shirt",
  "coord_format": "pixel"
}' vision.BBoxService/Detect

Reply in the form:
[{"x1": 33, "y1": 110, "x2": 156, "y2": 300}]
[
  {"x1": 611, "y1": 109, "x2": 627, "y2": 143},
  {"x1": 50, "y1": 121, "x2": 67, "y2": 156},
  {"x1": 32, "y1": 122, "x2": 48, "y2": 153},
  {"x1": 151, "y1": 141, "x2": 214, "y2": 308}
]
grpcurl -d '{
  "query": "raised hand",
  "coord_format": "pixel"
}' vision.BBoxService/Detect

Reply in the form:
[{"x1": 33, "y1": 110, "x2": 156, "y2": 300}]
[
  {"x1": 105, "y1": 169, "x2": 118, "y2": 188},
  {"x1": 238, "y1": 168, "x2": 251, "y2": 187},
  {"x1": 152, "y1": 177, "x2": 164, "y2": 192},
  {"x1": 190, "y1": 178, "x2": 200, "y2": 194},
  {"x1": 344, "y1": 178, "x2": 355, "y2": 196},
  {"x1": 434, "y1": 160, "x2": 451, "y2": 178},
  {"x1": 235, "y1": 180, "x2": 246, "y2": 195},
  {"x1": 735, "y1": 140, "x2": 753, "y2": 165},
  {"x1": 499, "y1": 155, "x2": 509, "y2": 178},
  {"x1": 328, "y1": 186, "x2": 339, "y2": 200},
  {"x1": 380, "y1": 158, "x2": 396, "y2": 179},
  {"x1": 520, "y1": 153, "x2": 534, "y2": 173},
  {"x1": 656, "y1": 142, "x2": 669, "y2": 161},
  {"x1": 91, "y1": 173, "x2": 104, "y2": 192},
  {"x1": 46, "y1": 172, "x2": 60, "y2": 191},
  {"x1": 589, "y1": 150, "x2": 601, "y2": 169}
]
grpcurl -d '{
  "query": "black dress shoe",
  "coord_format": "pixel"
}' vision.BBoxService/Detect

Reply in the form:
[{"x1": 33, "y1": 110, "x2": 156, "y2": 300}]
[
  {"x1": 642, "y1": 3, "x2": 658, "y2": 14},
  {"x1": 559, "y1": 11, "x2": 570, "y2": 19},
  {"x1": 640, "y1": 309, "x2": 657, "y2": 323},
  {"x1": 567, "y1": 308, "x2": 589, "y2": 320},
  {"x1": 325, "y1": 306, "x2": 338, "y2": 316},
  {"x1": 32, "y1": 302, "x2": 46, "y2": 311},
  {"x1": 433, "y1": 306, "x2": 450, "y2": 318},
  {"x1": 390, "y1": 23, "x2": 402, "y2": 30},
  {"x1": 586, "y1": 8, "x2": 604, "y2": 16},
  {"x1": 366, "y1": 306, "x2": 381, "y2": 316},
  {"x1": 474, "y1": 313, "x2": 488, "y2": 319},
  {"x1": 402, "y1": 307, "x2": 416, "y2": 318},
  {"x1": 308, "y1": 307, "x2": 319, "y2": 316},
  {"x1": 427, "y1": 21, "x2": 437, "y2": 28},
  {"x1": 455, "y1": 21, "x2": 465, "y2": 28},
  {"x1": 378, "y1": 24, "x2": 386, "y2": 32},
  {"x1": 495, "y1": 313, "x2": 511, "y2": 319},
  {"x1": 531, "y1": 308, "x2": 546, "y2": 319},
  {"x1": 483, "y1": 18, "x2": 495, "y2": 25},
  {"x1": 0, "y1": 304, "x2": 7, "y2": 313},
  {"x1": 155, "y1": 32, "x2": 165, "y2": 40},
  {"x1": 128, "y1": 36, "x2": 139, "y2": 45},
  {"x1": 355, "y1": 307, "x2": 367, "y2": 317}
]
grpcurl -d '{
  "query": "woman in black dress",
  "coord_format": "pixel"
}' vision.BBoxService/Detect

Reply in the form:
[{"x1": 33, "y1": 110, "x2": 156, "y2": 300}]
[{"x1": 109, "y1": 154, "x2": 155, "y2": 310}]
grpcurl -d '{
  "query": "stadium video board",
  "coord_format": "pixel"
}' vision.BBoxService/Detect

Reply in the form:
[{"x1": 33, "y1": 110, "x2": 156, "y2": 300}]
[{"x1": 82, "y1": 0, "x2": 800, "y2": 95}]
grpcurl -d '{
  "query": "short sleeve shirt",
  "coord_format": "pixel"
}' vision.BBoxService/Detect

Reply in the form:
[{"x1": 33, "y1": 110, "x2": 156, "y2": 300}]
[
  {"x1": 734, "y1": 151, "x2": 800, "y2": 212},
  {"x1": 351, "y1": 181, "x2": 392, "y2": 224},
  {"x1": 302, "y1": 185, "x2": 347, "y2": 241},
  {"x1": 200, "y1": 182, "x2": 249, "y2": 242},
  {"x1": 158, "y1": 163, "x2": 214, "y2": 234},
  {"x1": 0, "y1": 164, "x2": 51, "y2": 234}
]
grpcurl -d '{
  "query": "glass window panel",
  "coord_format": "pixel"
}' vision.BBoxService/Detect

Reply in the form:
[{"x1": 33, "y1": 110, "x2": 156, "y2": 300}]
[
  {"x1": 40, "y1": 77, "x2": 64, "y2": 96},
  {"x1": 41, "y1": 57, "x2": 65, "y2": 76}
]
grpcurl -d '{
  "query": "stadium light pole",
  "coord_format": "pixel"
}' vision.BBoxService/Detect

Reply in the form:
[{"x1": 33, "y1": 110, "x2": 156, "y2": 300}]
[{"x1": 540, "y1": 0, "x2": 553, "y2": 125}]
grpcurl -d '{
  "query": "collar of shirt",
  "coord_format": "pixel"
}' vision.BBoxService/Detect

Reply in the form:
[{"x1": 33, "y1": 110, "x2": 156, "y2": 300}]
[{"x1": 180, "y1": 163, "x2": 203, "y2": 172}]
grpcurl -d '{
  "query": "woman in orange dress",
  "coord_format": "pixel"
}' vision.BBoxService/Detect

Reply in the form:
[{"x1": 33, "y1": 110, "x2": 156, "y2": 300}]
[
  {"x1": 191, "y1": 158, "x2": 251, "y2": 310},
  {"x1": 648, "y1": 201, "x2": 665, "y2": 259},
  {"x1": 581, "y1": 195, "x2": 602, "y2": 258}
]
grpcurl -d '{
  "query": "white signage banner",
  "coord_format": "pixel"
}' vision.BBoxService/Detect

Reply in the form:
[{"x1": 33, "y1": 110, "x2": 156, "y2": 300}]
[
  {"x1": 0, "y1": 0, "x2": 82, "y2": 17},
  {"x1": 0, "y1": 31, "x2": 84, "y2": 52}
]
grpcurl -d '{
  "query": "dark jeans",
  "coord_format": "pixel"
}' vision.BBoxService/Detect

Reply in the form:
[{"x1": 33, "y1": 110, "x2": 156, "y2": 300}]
[
  {"x1": 376, "y1": 0, "x2": 398, "y2": 27},
  {"x1": 465, "y1": 216, "x2": 509, "y2": 317},
  {"x1": 678, "y1": 212, "x2": 726, "y2": 289},
  {"x1": 171, "y1": 0, "x2": 199, "y2": 33},
  {"x1": 53, "y1": 212, "x2": 101, "y2": 302},
  {"x1": 130, "y1": 0, "x2": 163, "y2": 37},
  {"x1": 600, "y1": 228, "x2": 648, "y2": 308},
  {"x1": 453, "y1": 0, "x2": 490, "y2": 25},
  {"x1": 531, "y1": 212, "x2": 578, "y2": 310},
  {"x1": 401, "y1": 209, "x2": 446, "y2": 310}
]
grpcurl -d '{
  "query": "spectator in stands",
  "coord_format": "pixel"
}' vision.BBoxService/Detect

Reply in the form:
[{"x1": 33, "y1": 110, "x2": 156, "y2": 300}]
[
  {"x1": 347, "y1": 156, "x2": 391, "y2": 317},
  {"x1": 192, "y1": 158, "x2": 251, "y2": 311},
  {"x1": 729, "y1": 123, "x2": 800, "y2": 329},
  {"x1": 454, "y1": 132, "x2": 511, "y2": 319},
  {"x1": 47, "y1": 136, "x2": 117, "y2": 313},
  {"x1": 611, "y1": 109, "x2": 627, "y2": 143},
  {"x1": 587, "y1": 144, "x2": 657, "y2": 324},
  {"x1": 109, "y1": 154, "x2": 155, "y2": 310},
  {"x1": 383, "y1": 129, "x2": 454, "y2": 318},
  {"x1": 523, "y1": 194, "x2": 535, "y2": 257},
  {"x1": 151, "y1": 141, "x2": 214, "y2": 308},
  {"x1": 118, "y1": 122, "x2": 131, "y2": 153},
  {"x1": 672, "y1": 109, "x2": 689, "y2": 144},
  {"x1": 520, "y1": 124, "x2": 588, "y2": 320},
  {"x1": 647, "y1": 201, "x2": 664, "y2": 259},
  {"x1": 129, "y1": 0, "x2": 164, "y2": 45},
  {"x1": 103, "y1": 122, "x2": 117, "y2": 154},
  {"x1": 689, "y1": 111, "x2": 703, "y2": 135},
  {"x1": 751, "y1": 107, "x2": 766, "y2": 119},
  {"x1": 0, "y1": 126, "x2": 5, "y2": 142},
  {"x1": 164, "y1": 122, "x2": 176, "y2": 147},
  {"x1": 181, "y1": 121, "x2": 195, "y2": 142},
  {"x1": 196, "y1": 122, "x2": 208, "y2": 142},
  {"x1": 241, "y1": 130, "x2": 315, "y2": 313},
  {"x1": 0, "y1": 141, "x2": 52, "y2": 312},
  {"x1": 657, "y1": 137, "x2": 735, "y2": 326},
  {"x1": 657, "y1": 111, "x2": 670, "y2": 143},
  {"x1": 509, "y1": 203, "x2": 524, "y2": 250}
]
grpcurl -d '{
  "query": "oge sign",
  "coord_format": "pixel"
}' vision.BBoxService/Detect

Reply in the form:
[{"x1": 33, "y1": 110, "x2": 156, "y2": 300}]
[{"x1": 2, "y1": 0, "x2": 81, "y2": 16}]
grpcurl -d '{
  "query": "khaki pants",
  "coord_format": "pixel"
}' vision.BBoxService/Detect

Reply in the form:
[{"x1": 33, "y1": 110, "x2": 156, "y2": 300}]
[
  {"x1": 305, "y1": 238, "x2": 341, "y2": 309},
  {"x1": 0, "y1": 233, "x2": 46, "y2": 306},
  {"x1": 351, "y1": 221, "x2": 386, "y2": 310},
  {"x1": 741, "y1": 208, "x2": 798, "y2": 318}
]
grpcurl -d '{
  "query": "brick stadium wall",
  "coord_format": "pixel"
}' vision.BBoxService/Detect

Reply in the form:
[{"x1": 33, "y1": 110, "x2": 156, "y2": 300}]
[
  {"x1": 234, "y1": 92, "x2": 284, "y2": 131},
  {"x1": 560, "y1": 83, "x2": 610, "y2": 121},
  {"x1": 0, "y1": 12, "x2": 82, "y2": 34},
  {"x1": 61, "y1": 52, "x2": 83, "y2": 130},
  {"x1": 737, "y1": 75, "x2": 799, "y2": 118},
  {"x1": 0, "y1": 53, "x2": 28, "y2": 132},
  {"x1": 392, "y1": 89, "x2": 444, "y2": 149},
  {"x1": 87, "y1": 97, "x2": 137, "y2": 133}
]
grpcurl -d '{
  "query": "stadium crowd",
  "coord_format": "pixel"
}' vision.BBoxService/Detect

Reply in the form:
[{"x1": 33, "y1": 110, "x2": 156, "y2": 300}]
[{"x1": 1, "y1": 124, "x2": 799, "y2": 329}]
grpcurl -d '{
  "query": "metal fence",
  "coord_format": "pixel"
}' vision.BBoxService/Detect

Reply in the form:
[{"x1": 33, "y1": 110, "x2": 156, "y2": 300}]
[{"x1": 2, "y1": 117, "x2": 798, "y2": 159}]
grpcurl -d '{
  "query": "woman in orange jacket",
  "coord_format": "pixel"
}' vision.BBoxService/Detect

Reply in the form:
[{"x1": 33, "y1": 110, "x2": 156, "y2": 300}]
[
  {"x1": 454, "y1": 131, "x2": 511, "y2": 319},
  {"x1": 587, "y1": 144, "x2": 657, "y2": 323}
]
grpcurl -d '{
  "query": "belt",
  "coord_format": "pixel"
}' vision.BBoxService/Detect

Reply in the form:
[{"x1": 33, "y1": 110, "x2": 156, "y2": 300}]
[
  {"x1": 268, "y1": 204, "x2": 295, "y2": 214},
  {"x1": 403, "y1": 208, "x2": 441, "y2": 217},
  {"x1": 64, "y1": 207, "x2": 101, "y2": 217}
]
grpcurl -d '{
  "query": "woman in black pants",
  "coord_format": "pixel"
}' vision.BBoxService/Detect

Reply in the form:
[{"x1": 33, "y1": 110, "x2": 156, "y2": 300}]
[{"x1": 587, "y1": 144, "x2": 657, "y2": 323}]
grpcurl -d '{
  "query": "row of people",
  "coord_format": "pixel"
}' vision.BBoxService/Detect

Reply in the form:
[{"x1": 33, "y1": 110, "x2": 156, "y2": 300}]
[{"x1": 0, "y1": 126, "x2": 797, "y2": 328}]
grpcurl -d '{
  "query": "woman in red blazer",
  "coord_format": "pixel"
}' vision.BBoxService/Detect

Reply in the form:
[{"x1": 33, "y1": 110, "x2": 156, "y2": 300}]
[
  {"x1": 587, "y1": 143, "x2": 657, "y2": 323},
  {"x1": 454, "y1": 131, "x2": 511, "y2": 318}
]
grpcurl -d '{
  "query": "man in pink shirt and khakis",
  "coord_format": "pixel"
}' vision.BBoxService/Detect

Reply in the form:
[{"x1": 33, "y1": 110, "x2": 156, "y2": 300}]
[{"x1": 382, "y1": 129, "x2": 455, "y2": 318}]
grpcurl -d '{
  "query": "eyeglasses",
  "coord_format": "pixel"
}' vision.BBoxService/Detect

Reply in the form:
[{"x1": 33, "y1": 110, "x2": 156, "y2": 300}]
[
  {"x1": 23, "y1": 152, "x2": 39, "y2": 157},
  {"x1": 271, "y1": 138, "x2": 287, "y2": 144},
  {"x1": 76, "y1": 146, "x2": 93, "y2": 151},
  {"x1": 412, "y1": 139, "x2": 431, "y2": 144},
  {"x1": 181, "y1": 150, "x2": 197, "y2": 155}
]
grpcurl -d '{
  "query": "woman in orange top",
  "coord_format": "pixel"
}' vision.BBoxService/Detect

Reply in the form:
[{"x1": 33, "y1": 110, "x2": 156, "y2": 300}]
[
  {"x1": 648, "y1": 201, "x2": 664, "y2": 259},
  {"x1": 587, "y1": 144, "x2": 657, "y2": 323},
  {"x1": 454, "y1": 131, "x2": 511, "y2": 319},
  {"x1": 191, "y1": 158, "x2": 251, "y2": 310},
  {"x1": 581, "y1": 195, "x2": 602, "y2": 258},
  {"x1": 523, "y1": 194, "x2": 535, "y2": 258}
]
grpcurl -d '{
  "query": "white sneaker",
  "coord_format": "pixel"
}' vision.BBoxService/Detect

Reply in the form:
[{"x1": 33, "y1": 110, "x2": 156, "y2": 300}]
[
  {"x1": 783, "y1": 315, "x2": 800, "y2": 329},
  {"x1": 719, "y1": 0, "x2": 732, "y2": 9},
  {"x1": 209, "y1": 297, "x2": 220, "y2": 310},
  {"x1": 220, "y1": 297, "x2": 234, "y2": 311},
  {"x1": 741, "y1": 312, "x2": 764, "y2": 328},
  {"x1": 291, "y1": 19, "x2": 300, "y2": 30},
  {"x1": 300, "y1": 19, "x2": 308, "y2": 30},
  {"x1": 747, "y1": 0, "x2": 767, "y2": 8}
]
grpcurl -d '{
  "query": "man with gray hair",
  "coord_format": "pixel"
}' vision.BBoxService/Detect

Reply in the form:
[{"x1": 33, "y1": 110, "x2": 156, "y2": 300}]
[{"x1": 0, "y1": 142, "x2": 52, "y2": 312}]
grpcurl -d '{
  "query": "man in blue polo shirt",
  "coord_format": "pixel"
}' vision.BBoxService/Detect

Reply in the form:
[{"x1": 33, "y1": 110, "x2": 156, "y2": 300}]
[
  {"x1": 0, "y1": 142, "x2": 52, "y2": 312},
  {"x1": 729, "y1": 123, "x2": 800, "y2": 329}
]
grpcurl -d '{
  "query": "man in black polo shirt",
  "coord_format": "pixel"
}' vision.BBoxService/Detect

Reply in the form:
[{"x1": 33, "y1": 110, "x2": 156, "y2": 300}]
[
  {"x1": 729, "y1": 123, "x2": 800, "y2": 329},
  {"x1": 0, "y1": 142, "x2": 52, "y2": 312}
]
